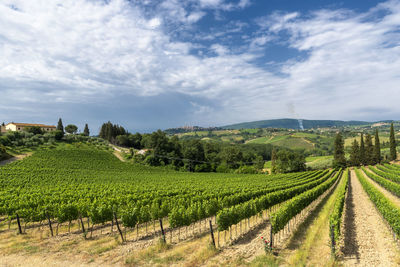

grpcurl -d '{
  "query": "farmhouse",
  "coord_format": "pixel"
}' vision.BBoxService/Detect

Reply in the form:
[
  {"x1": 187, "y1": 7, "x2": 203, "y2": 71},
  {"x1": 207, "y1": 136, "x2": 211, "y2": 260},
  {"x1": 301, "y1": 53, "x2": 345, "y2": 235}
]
[{"x1": 5, "y1": 122, "x2": 56, "y2": 132}]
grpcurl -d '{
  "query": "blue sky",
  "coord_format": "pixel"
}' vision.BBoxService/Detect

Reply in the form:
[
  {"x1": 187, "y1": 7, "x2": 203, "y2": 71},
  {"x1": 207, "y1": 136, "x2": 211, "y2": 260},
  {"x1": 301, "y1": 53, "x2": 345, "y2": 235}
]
[{"x1": 1, "y1": 0, "x2": 399, "y2": 133}]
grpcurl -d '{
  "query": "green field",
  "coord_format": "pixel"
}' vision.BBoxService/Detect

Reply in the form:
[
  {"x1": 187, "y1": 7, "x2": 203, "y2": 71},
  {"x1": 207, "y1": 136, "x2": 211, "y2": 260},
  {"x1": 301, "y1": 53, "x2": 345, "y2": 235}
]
[
  {"x1": 0, "y1": 143, "x2": 327, "y2": 231},
  {"x1": 247, "y1": 134, "x2": 315, "y2": 150}
]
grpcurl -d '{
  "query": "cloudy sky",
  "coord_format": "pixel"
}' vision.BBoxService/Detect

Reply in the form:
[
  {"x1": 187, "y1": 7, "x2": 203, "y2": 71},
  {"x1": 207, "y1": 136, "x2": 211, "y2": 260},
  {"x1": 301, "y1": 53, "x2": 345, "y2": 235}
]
[{"x1": 1, "y1": 0, "x2": 400, "y2": 133}]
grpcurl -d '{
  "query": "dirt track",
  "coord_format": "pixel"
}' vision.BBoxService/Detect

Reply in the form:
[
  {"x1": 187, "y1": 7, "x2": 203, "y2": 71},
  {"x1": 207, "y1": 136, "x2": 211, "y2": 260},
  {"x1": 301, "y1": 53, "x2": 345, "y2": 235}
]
[
  {"x1": 341, "y1": 170, "x2": 399, "y2": 266},
  {"x1": 0, "y1": 153, "x2": 31, "y2": 166},
  {"x1": 362, "y1": 168, "x2": 400, "y2": 207}
]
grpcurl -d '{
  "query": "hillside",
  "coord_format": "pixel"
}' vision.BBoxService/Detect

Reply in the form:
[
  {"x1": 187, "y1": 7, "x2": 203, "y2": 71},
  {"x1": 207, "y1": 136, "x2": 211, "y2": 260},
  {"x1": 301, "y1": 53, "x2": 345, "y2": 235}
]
[{"x1": 221, "y1": 118, "x2": 382, "y2": 130}]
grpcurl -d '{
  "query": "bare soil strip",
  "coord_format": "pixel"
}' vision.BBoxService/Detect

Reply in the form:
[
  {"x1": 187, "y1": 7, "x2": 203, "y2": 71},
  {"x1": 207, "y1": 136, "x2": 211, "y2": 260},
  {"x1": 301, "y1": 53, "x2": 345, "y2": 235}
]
[
  {"x1": 341, "y1": 170, "x2": 400, "y2": 266},
  {"x1": 0, "y1": 153, "x2": 31, "y2": 166},
  {"x1": 282, "y1": 175, "x2": 342, "y2": 266},
  {"x1": 204, "y1": 172, "x2": 339, "y2": 266},
  {"x1": 362, "y1": 168, "x2": 400, "y2": 207}
]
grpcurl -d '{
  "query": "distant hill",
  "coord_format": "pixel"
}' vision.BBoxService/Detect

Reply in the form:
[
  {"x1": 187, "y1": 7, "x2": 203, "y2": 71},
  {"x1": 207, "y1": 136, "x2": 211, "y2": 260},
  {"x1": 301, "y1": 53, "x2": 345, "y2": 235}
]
[{"x1": 221, "y1": 119, "x2": 382, "y2": 130}]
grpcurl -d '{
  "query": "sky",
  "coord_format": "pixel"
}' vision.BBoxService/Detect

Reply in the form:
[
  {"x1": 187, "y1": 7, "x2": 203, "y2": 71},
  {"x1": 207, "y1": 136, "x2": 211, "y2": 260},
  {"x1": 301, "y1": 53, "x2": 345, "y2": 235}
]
[{"x1": 1, "y1": 0, "x2": 400, "y2": 133}]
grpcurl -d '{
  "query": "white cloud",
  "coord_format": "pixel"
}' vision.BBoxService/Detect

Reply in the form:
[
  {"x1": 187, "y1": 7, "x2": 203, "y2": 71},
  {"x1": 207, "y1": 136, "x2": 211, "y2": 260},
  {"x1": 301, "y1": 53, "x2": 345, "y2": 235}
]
[
  {"x1": 266, "y1": 1, "x2": 400, "y2": 121},
  {"x1": 1, "y1": 0, "x2": 400, "y2": 127}
]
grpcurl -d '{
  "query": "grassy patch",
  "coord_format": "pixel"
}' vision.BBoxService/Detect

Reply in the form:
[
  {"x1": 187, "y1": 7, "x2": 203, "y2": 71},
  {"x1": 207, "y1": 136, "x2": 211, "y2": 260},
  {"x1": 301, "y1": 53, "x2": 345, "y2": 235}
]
[{"x1": 249, "y1": 254, "x2": 281, "y2": 267}]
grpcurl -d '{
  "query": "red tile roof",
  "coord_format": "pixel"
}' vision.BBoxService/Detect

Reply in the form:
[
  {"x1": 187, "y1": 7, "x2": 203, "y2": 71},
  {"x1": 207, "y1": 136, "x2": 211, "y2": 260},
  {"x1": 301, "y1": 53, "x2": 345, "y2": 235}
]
[{"x1": 6, "y1": 122, "x2": 56, "y2": 128}]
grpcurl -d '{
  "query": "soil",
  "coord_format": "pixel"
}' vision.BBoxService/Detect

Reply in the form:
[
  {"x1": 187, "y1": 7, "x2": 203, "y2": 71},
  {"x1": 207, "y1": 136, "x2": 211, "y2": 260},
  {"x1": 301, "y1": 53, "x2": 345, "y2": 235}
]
[
  {"x1": 0, "y1": 153, "x2": 31, "y2": 166},
  {"x1": 341, "y1": 170, "x2": 400, "y2": 266},
  {"x1": 362, "y1": 168, "x2": 400, "y2": 207}
]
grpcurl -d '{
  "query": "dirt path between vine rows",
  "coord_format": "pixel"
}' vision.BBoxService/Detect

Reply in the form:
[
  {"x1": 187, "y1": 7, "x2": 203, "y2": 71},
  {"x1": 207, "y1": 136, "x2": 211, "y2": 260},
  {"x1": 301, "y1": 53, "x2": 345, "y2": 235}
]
[
  {"x1": 361, "y1": 168, "x2": 400, "y2": 207},
  {"x1": 341, "y1": 170, "x2": 400, "y2": 266},
  {"x1": 0, "y1": 153, "x2": 32, "y2": 166}
]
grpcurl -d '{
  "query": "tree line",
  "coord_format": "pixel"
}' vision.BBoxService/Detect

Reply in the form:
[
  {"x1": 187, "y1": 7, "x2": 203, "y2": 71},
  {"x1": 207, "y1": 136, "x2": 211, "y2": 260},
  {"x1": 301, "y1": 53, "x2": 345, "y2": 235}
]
[
  {"x1": 333, "y1": 123, "x2": 397, "y2": 168},
  {"x1": 98, "y1": 122, "x2": 306, "y2": 174}
]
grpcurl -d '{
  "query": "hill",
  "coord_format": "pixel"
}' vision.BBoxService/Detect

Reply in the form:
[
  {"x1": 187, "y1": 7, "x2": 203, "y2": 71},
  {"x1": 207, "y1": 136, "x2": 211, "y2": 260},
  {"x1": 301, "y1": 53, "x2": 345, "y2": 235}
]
[{"x1": 221, "y1": 118, "x2": 380, "y2": 130}]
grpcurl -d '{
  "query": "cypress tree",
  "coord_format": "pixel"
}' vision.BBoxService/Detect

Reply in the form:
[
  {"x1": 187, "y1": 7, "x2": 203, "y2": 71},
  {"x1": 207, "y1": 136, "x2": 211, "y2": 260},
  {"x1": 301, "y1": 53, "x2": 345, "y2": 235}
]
[
  {"x1": 271, "y1": 149, "x2": 277, "y2": 174},
  {"x1": 83, "y1": 124, "x2": 90, "y2": 136},
  {"x1": 390, "y1": 123, "x2": 397, "y2": 161},
  {"x1": 360, "y1": 133, "x2": 365, "y2": 165},
  {"x1": 349, "y1": 139, "x2": 360, "y2": 166},
  {"x1": 333, "y1": 132, "x2": 346, "y2": 168},
  {"x1": 364, "y1": 134, "x2": 374, "y2": 165},
  {"x1": 374, "y1": 129, "x2": 381, "y2": 164},
  {"x1": 57, "y1": 118, "x2": 64, "y2": 133}
]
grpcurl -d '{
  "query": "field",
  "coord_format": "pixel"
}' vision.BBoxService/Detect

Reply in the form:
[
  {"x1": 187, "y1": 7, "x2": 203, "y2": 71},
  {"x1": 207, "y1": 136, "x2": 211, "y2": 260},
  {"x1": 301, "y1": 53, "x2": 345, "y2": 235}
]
[{"x1": 2, "y1": 144, "x2": 400, "y2": 266}]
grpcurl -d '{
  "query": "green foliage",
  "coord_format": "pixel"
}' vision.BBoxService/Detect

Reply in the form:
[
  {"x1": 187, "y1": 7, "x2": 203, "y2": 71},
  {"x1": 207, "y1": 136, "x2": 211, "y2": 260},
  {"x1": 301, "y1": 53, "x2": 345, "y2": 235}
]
[
  {"x1": 362, "y1": 166, "x2": 400, "y2": 197},
  {"x1": 270, "y1": 170, "x2": 341, "y2": 233},
  {"x1": 360, "y1": 133, "x2": 366, "y2": 165},
  {"x1": 57, "y1": 118, "x2": 64, "y2": 133},
  {"x1": 0, "y1": 146, "x2": 324, "y2": 231},
  {"x1": 222, "y1": 119, "x2": 369, "y2": 130},
  {"x1": 65, "y1": 124, "x2": 78, "y2": 134},
  {"x1": 274, "y1": 150, "x2": 306, "y2": 173},
  {"x1": 121, "y1": 207, "x2": 139, "y2": 228},
  {"x1": 389, "y1": 123, "x2": 397, "y2": 161},
  {"x1": 99, "y1": 121, "x2": 127, "y2": 143},
  {"x1": 83, "y1": 124, "x2": 90, "y2": 136},
  {"x1": 364, "y1": 134, "x2": 374, "y2": 165},
  {"x1": 333, "y1": 132, "x2": 346, "y2": 168},
  {"x1": 349, "y1": 140, "x2": 360, "y2": 166},
  {"x1": 216, "y1": 170, "x2": 332, "y2": 231},
  {"x1": 329, "y1": 169, "x2": 349, "y2": 249},
  {"x1": 54, "y1": 130, "x2": 64, "y2": 141},
  {"x1": 25, "y1": 126, "x2": 44, "y2": 135},
  {"x1": 355, "y1": 168, "x2": 400, "y2": 238},
  {"x1": 374, "y1": 129, "x2": 381, "y2": 164},
  {"x1": 0, "y1": 144, "x2": 8, "y2": 160}
]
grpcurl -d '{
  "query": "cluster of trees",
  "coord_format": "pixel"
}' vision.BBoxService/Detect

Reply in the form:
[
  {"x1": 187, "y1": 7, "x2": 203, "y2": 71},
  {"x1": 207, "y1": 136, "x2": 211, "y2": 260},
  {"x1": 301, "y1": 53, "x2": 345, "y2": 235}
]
[
  {"x1": 99, "y1": 122, "x2": 310, "y2": 174},
  {"x1": 333, "y1": 123, "x2": 397, "y2": 168},
  {"x1": 271, "y1": 149, "x2": 306, "y2": 173},
  {"x1": 57, "y1": 118, "x2": 90, "y2": 137},
  {"x1": 0, "y1": 119, "x2": 91, "y2": 148},
  {"x1": 99, "y1": 121, "x2": 126, "y2": 142}
]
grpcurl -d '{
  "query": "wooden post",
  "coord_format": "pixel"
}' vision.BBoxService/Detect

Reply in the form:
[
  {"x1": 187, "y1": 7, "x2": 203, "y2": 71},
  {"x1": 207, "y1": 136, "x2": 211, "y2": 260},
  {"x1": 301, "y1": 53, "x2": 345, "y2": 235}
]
[
  {"x1": 330, "y1": 225, "x2": 335, "y2": 256},
  {"x1": 159, "y1": 219, "x2": 166, "y2": 243},
  {"x1": 217, "y1": 230, "x2": 220, "y2": 248},
  {"x1": 270, "y1": 226, "x2": 273, "y2": 249},
  {"x1": 80, "y1": 216, "x2": 86, "y2": 238},
  {"x1": 209, "y1": 220, "x2": 216, "y2": 248},
  {"x1": 46, "y1": 212, "x2": 53, "y2": 237},
  {"x1": 113, "y1": 212, "x2": 124, "y2": 242},
  {"x1": 16, "y1": 213, "x2": 22, "y2": 234}
]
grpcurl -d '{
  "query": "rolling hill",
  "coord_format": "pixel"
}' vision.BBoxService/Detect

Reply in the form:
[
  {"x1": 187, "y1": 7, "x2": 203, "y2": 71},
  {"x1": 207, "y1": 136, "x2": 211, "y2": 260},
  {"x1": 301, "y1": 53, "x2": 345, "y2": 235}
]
[{"x1": 221, "y1": 118, "x2": 385, "y2": 130}]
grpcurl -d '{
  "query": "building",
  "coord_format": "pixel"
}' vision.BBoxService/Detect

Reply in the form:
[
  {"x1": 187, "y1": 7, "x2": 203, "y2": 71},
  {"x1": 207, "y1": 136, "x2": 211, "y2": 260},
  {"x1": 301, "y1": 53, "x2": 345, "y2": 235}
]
[
  {"x1": 0, "y1": 124, "x2": 6, "y2": 133},
  {"x1": 5, "y1": 122, "x2": 57, "y2": 132}
]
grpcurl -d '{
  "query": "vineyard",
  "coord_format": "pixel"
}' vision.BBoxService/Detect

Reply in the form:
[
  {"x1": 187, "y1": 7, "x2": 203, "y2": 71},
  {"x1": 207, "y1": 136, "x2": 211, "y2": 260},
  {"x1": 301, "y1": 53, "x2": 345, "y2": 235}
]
[{"x1": 1, "y1": 144, "x2": 400, "y2": 266}]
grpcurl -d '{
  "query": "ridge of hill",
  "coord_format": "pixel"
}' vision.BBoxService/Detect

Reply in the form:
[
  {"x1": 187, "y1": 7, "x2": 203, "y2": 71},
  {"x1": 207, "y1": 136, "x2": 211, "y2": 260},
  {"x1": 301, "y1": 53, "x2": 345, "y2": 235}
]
[{"x1": 221, "y1": 118, "x2": 392, "y2": 130}]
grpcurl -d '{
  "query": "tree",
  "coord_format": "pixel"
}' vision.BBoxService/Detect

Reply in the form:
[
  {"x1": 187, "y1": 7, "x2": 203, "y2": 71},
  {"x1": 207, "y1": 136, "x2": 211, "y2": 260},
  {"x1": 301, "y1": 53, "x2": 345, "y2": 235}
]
[
  {"x1": 99, "y1": 121, "x2": 127, "y2": 143},
  {"x1": 271, "y1": 149, "x2": 277, "y2": 174},
  {"x1": 349, "y1": 139, "x2": 360, "y2": 166},
  {"x1": 25, "y1": 126, "x2": 43, "y2": 135},
  {"x1": 374, "y1": 129, "x2": 381, "y2": 164},
  {"x1": 54, "y1": 130, "x2": 64, "y2": 140},
  {"x1": 390, "y1": 123, "x2": 397, "y2": 161},
  {"x1": 65, "y1": 124, "x2": 78, "y2": 134},
  {"x1": 333, "y1": 132, "x2": 346, "y2": 168},
  {"x1": 360, "y1": 133, "x2": 366, "y2": 165},
  {"x1": 274, "y1": 150, "x2": 305, "y2": 173},
  {"x1": 57, "y1": 118, "x2": 64, "y2": 133},
  {"x1": 364, "y1": 133, "x2": 374, "y2": 165},
  {"x1": 83, "y1": 124, "x2": 90, "y2": 136}
]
